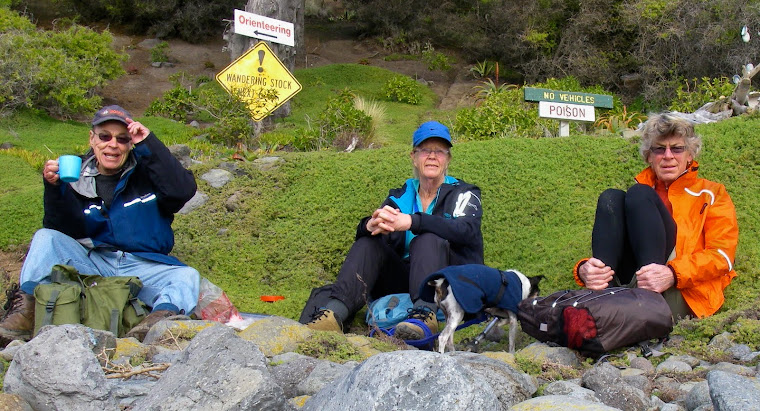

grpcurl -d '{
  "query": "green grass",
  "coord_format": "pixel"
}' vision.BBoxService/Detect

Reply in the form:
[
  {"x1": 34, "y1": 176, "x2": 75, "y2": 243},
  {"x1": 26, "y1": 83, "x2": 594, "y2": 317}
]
[{"x1": 1, "y1": 65, "x2": 759, "y2": 346}]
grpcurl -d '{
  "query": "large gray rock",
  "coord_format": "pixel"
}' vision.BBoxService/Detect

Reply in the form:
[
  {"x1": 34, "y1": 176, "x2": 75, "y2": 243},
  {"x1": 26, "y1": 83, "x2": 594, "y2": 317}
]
[
  {"x1": 297, "y1": 360, "x2": 355, "y2": 396},
  {"x1": 303, "y1": 351, "x2": 504, "y2": 411},
  {"x1": 582, "y1": 362, "x2": 650, "y2": 411},
  {"x1": 3, "y1": 325, "x2": 118, "y2": 411},
  {"x1": 132, "y1": 326, "x2": 291, "y2": 410},
  {"x1": 707, "y1": 370, "x2": 760, "y2": 411}
]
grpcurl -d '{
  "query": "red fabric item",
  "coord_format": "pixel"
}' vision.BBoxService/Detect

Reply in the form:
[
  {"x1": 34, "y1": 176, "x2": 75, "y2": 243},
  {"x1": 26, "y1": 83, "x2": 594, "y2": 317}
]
[{"x1": 563, "y1": 306, "x2": 597, "y2": 349}]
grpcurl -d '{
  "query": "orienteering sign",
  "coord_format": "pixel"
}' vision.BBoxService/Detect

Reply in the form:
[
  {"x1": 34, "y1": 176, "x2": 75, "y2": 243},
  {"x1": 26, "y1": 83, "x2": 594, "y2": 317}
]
[
  {"x1": 216, "y1": 41, "x2": 302, "y2": 121},
  {"x1": 234, "y1": 9, "x2": 294, "y2": 47}
]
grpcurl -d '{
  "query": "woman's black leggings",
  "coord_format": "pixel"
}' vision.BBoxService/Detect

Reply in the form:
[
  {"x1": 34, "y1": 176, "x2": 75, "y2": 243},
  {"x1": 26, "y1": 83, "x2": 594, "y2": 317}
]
[{"x1": 592, "y1": 184, "x2": 677, "y2": 285}]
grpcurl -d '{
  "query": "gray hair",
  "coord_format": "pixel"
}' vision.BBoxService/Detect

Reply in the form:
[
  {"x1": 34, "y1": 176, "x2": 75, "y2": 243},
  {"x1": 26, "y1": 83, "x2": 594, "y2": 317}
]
[{"x1": 639, "y1": 113, "x2": 702, "y2": 161}]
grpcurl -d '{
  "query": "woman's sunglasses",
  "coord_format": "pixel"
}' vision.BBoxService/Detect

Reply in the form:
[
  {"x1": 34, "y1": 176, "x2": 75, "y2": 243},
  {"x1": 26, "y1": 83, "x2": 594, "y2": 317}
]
[{"x1": 95, "y1": 132, "x2": 131, "y2": 145}]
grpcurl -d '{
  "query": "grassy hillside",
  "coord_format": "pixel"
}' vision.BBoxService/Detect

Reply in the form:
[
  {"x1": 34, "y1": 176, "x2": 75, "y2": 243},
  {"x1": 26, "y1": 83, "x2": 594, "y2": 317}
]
[{"x1": 1, "y1": 66, "x2": 759, "y2": 327}]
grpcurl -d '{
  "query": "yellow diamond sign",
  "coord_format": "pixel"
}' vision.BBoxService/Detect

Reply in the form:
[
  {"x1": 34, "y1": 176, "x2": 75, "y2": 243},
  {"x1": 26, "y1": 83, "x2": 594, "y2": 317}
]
[{"x1": 216, "y1": 41, "x2": 302, "y2": 121}]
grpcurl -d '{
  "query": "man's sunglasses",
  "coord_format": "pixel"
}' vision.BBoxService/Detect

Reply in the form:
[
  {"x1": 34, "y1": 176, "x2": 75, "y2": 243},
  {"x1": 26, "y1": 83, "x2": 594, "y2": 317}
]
[
  {"x1": 95, "y1": 132, "x2": 131, "y2": 145},
  {"x1": 650, "y1": 145, "x2": 686, "y2": 155}
]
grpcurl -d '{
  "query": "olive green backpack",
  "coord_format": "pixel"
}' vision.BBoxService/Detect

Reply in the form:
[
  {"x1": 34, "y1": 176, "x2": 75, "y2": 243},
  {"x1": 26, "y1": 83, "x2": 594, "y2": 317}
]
[{"x1": 33, "y1": 265, "x2": 148, "y2": 337}]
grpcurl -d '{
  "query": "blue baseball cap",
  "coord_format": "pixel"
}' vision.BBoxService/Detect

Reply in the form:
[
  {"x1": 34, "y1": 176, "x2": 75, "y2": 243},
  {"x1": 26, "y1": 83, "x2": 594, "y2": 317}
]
[{"x1": 412, "y1": 121, "x2": 452, "y2": 147}]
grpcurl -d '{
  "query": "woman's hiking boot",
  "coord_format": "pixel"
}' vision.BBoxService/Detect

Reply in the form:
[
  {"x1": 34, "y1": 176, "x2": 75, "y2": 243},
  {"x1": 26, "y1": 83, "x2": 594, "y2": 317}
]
[
  {"x1": 394, "y1": 307, "x2": 438, "y2": 341},
  {"x1": 0, "y1": 284, "x2": 34, "y2": 343},
  {"x1": 305, "y1": 308, "x2": 343, "y2": 333}
]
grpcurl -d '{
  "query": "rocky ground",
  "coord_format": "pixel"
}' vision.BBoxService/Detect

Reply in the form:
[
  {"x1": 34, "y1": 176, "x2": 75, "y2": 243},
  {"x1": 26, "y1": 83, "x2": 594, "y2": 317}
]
[{"x1": 1, "y1": 315, "x2": 758, "y2": 410}]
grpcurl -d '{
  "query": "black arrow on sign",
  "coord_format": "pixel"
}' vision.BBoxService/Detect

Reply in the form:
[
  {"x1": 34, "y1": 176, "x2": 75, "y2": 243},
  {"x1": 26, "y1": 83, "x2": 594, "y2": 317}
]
[{"x1": 254, "y1": 30, "x2": 277, "y2": 39}]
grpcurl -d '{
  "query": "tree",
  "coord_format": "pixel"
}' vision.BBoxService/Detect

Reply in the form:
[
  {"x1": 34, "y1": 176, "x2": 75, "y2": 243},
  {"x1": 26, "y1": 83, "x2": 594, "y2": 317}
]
[{"x1": 225, "y1": 0, "x2": 304, "y2": 125}]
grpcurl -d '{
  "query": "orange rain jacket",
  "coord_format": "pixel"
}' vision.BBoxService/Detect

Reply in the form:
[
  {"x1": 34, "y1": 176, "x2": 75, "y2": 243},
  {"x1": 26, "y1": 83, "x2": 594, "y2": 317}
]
[{"x1": 574, "y1": 161, "x2": 739, "y2": 318}]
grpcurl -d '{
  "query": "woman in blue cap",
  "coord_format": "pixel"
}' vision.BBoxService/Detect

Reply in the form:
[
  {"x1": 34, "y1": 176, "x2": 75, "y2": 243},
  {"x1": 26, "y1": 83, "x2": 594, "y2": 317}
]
[{"x1": 305, "y1": 121, "x2": 483, "y2": 340}]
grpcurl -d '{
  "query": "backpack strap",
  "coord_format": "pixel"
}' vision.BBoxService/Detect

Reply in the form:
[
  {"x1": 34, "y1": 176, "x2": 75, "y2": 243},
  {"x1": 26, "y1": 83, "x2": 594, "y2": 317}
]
[
  {"x1": 130, "y1": 298, "x2": 147, "y2": 317},
  {"x1": 110, "y1": 309, "x2": 120, "y2": 335},
  {"x1": 42, "y1": 289, "x2": 61, "y2": 328}
]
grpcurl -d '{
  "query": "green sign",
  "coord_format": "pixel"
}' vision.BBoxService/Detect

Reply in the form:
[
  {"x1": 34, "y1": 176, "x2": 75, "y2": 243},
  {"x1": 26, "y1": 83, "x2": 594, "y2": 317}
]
[{"x1": 523, "y1": 87, "x2": 613, "y2": 109}]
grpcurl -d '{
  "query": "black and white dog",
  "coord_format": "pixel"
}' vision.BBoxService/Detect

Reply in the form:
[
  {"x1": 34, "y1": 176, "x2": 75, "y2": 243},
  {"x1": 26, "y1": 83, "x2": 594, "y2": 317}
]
[{"x1": 419, "y1": 264, "x2": 543, "y2": 354}]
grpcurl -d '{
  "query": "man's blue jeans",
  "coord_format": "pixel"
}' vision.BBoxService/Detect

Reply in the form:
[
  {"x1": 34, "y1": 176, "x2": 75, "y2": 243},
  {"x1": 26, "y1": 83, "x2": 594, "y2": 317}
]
[{"x1": 19, "y1": 229, "x2": 200, "y2": 314}]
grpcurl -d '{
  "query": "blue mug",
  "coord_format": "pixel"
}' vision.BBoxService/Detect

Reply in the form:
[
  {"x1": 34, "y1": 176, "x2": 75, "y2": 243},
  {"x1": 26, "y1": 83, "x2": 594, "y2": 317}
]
[{"x1": 58, "y1": 155, "x2": 82, "y2": 183}]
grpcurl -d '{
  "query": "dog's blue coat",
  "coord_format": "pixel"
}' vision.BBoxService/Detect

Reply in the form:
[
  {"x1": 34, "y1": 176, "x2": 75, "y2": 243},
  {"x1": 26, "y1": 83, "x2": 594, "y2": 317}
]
[{"x1": 419, "y1": 264, "x2": 523, "y2": 314}]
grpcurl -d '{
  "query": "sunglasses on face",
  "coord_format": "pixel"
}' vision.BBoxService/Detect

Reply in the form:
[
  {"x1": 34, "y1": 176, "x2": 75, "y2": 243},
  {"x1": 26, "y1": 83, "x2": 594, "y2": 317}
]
[
  {"x1": 415, "y1": 148, "x2": 450, "y2": 157},
  {"x1": 651, "y1": 145, "x2": 686, "y2": 155},
  {"x1": 94, "y1": 131, "x2": 131, "y2": 145}
]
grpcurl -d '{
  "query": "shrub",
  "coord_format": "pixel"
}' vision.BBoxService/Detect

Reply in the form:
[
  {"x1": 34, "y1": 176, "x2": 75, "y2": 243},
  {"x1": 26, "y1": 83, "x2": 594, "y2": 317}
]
[
  {"x1": 668, "y1": 77, "x2": 736, "y2": 113},
  {"x1": 311, "y1": 89, "x2": 373, "y2": 150},
  {"x1": 150, "y1": 41, "x2": 170, "y2": 63},
  {"x1": 594, "y1": 106, "x2": 648, "y2": 134},
  {"x1": 421, "y1": 42, "x2": 452, "y2": 71},
  {"x1": 0, "y1": 9, "x2": 126, "y2": 117},
  {"x1": 382, "y1": 75, "x2": 423, "y2": 105},
  {"x1": 455, "y1": 76, "x2": 602, "y2": 139},
  {"x1": 146, "y1": 73, "x2": 258, "y2": 147}
]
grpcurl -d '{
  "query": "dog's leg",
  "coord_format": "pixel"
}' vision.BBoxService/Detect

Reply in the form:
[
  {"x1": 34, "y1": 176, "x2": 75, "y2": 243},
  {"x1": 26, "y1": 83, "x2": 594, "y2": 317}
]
[
  {"x1": 508, "y1": 312, "x2": 518, "y2": 354},
  {"x1": 439, "y1": 307, "x2": 464, "y2": 353}
]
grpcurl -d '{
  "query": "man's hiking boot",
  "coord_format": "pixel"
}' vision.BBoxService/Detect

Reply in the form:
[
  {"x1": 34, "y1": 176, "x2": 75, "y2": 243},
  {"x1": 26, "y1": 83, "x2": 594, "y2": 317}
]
[
  {"x1": 305, "y1": 308, "x2": 343, "y2": 333},
  {"x1": 125, "y1": 310, "x2": 176, "y2": 342},
  {"x1": 394, "y1": 307, "x2": 438, "y2": 341},
  {"x1": 0, "y1": 284, "x2": 34, "y2": 342}
]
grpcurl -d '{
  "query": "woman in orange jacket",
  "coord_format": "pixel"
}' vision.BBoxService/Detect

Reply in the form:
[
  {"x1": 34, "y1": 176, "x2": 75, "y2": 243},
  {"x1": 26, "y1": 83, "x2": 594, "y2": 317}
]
[{"x1": 573, "y1": 113, "x2": 738, "y2": 320}]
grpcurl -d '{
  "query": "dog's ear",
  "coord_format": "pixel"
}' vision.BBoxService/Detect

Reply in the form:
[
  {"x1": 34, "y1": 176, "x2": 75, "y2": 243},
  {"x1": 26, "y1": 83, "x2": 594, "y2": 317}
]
[{"x1": 528, "y1": 275, "x2": 545, "y2": 297}]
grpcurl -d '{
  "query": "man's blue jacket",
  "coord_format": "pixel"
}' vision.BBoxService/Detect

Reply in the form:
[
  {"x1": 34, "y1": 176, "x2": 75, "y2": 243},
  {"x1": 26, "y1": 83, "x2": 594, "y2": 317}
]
[{"x1": 42, "y1": 133, "x2": 197, "y2": 266}]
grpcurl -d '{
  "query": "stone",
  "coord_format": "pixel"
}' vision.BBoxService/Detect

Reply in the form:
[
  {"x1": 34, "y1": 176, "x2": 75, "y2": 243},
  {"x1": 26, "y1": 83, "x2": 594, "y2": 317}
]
[
  {"x1": 303, "y1": 351, "x2": 503, "y2": 411},
  {"x1": 685, "y1": 380, "x2": 711, "y2": 411},
  {"x1": 710, "y1": 361, "x2": 756, "y2": 377},
  {"x1": 296, "y1": 360, "x2": 354, "y2": 396},
  {"x1": 3, "y1": 325, "x2": 118, "y2": 411},
  {"x1": 137, "y1": 38, "x2": 161, "y2": 49},
  {"x1": 707, "y1": 370, "x2": 760, "y2": 411},
  {"x1": 656, "y1": 359, "x2": 693, "y2": 373},
  {"x1": 727, "y1": 344, "x2": 752, "y2": 360},
  {"x1": 519, "y1": 342, "x2": 581, "y2": 367},
  {"x1": 225, "y1": 191, "x2": 242, "y2": 212},
  {"x1": 582, "y1": 362, "x2": 650, "y2": 411},
  {"x1": 543, "y1": 380, "x2": 600, "y2": 403},
  {"x1": 218, "y1": 161, "x2": 249, "y2": 176},
  {"x1": 510, "y1": 395, "x2": 620, "y2": 410},
  {"x1": 132, "y1": 326, "x2": 290, "y2": 410},
  {"x1": 189, "y1": 120, "x2": 200, "y2": 128},
  {"x1": 708, "y1": 332, "x2": 733, "y2": 350},
  {"x1": 0, "y1": 393, "x2": 33, "y2": 411},
  {"x1": 629, "y1": 356, "x2": 655, "y2": 373},
  {"x1": 269, "y1": 356, "x2": 320, "y2": 398},
  {"x1": 142, "y1": 319, "x2": 223, "y2": 346},
  {"x1": 668, "y1": 354, "x2": 701, "y2": 368},
  {"x1": 168, "y1": 144, "x2": 193, "y2": 168},
  {"x1": 0, "y1": 142, "x2": 13, "y2": 150},
  {"x1": 238, "y1": 316, "x2": 313, "y2": 357},
  {"x1": 200, "y1": 168, "x2": 234, "y2": 188},
  {"x1": 177, "y1": 191, "x2": 208, "y2": 214},
  {"x1": 0, "y1": 339, "x2": 25, "y2": 361},
  {"x1": 253, "y1": 156, "x2": 284, "y2": 172}
]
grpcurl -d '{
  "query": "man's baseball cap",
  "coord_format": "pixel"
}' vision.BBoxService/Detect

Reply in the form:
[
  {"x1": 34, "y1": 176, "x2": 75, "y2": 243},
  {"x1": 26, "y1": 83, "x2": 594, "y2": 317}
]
[
  {"x1": 412, "y1": 121, "x2": 452, "y2": 147},
  {"x1": 91, "y1": 105, "x2": 131, "y2": 127}
]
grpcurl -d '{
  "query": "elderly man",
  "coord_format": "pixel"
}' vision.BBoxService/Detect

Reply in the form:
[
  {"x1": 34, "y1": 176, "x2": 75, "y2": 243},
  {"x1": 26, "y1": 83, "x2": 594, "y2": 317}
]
[{"x1": 0, "y1": 105, "x2": 200, "y2": 342}]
